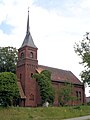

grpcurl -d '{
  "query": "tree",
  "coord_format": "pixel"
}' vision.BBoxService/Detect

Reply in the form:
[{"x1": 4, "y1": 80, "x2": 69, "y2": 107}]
[
  {"x1": 0, "y1": 72, "x2": 19, "y2": 107},
  {"x1": 33, "y1": 70, "x2": 55, "y2": 105},
  {"x1": 74, "y1": 32, "x2": 90, "y2": 84},
  {"x1": 0, "y1": 46, "x2": 18, "y2": 73},
  {"x1": 58, "y1": 82, "x2": 74, "y2": 106}
]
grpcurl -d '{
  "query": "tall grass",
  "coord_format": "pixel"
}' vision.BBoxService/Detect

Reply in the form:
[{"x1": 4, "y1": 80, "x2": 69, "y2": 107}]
[{"x1": 0, "y1": 106, "x2": 90, "y2": 120}]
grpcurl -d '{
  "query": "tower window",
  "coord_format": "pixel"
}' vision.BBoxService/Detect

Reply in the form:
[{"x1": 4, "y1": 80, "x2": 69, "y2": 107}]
[
  {"x1": 30, "y1": 52, "x2": 33, "y2": 58},
  {"x1": 21, "y1": 52, "x2": 24, "y2": 59},
  {"x1": 31, "y1": 73, "x2": 33, "y2": 77}
]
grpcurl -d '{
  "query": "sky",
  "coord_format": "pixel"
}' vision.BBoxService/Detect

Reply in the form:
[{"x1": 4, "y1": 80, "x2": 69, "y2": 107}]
[{"x1": 0, "y1": 0, "x2": 90, "y2": 96}]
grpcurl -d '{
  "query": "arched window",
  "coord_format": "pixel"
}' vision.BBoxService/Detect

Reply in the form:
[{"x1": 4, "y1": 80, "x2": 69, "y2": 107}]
[
  {"x1": 76, "y1": 91, "x2": 78, "y2": 101},
  {"x1": 79, "y1": 91, "x2": 81, "y2": 101},
  {"x1": 30, "y1": 52, "x2": 33, "y2": 58},
  {"x1": 20, "y1": 74, "x2": 22, "y2": 80},
  {"x1": 21, "y1": 52, "x2": 24, "y2": 59}
]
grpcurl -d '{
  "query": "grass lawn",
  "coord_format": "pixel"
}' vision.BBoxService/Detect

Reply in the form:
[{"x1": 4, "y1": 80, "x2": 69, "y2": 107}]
[{"x1": 0, "y1": 106, "x2": 90, "y2": 120}]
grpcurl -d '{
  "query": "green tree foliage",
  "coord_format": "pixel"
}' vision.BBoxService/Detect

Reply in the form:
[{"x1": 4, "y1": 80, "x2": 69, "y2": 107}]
[
  {"x1": 74, "y1": 32, "x2": 90, "y2": 84},
  {"x1": 0, "y1": 47, "x2": 18, "y2": 73},
  {"x1": 58, "y1": 82, "x2": 74, "y2": 106},
  {"x1": 33, "y1": 70, "x2": 55, "y2": 105},
  {"x1": 0, "y1": 72, "x2": 19, "y2": 107}
]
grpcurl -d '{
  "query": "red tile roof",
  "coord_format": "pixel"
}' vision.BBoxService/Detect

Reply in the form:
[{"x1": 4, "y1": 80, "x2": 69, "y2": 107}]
[{"x1": 37, "y1": 65, "x2": 82, "y2": 85}]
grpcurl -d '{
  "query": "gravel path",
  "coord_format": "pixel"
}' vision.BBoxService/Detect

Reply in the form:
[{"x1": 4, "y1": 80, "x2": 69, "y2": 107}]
[{"x1": 64, "y1": 115, "x2": 90, "y2": 120}]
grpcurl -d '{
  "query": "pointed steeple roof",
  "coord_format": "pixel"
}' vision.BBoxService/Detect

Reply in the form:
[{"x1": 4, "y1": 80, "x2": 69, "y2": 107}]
[{"x1": 21, "y1": 9, "x2": 37, "y2": 48}]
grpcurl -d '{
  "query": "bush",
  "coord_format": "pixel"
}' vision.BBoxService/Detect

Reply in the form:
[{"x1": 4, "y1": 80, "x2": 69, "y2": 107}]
[{"x1": 0, "y1": 72, "x2": 19, "y2": 107}]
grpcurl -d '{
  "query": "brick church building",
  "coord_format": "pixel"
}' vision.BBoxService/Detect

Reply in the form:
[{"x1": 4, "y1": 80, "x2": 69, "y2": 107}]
[{"x1": 16, "y1": 10, "x2": 85, "y2": 107}]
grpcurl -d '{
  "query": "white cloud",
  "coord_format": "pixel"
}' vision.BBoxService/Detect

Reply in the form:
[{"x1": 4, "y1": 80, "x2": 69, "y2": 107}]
[{"x1": 80, "y1": 0, "x2": 90, "y2": 8}]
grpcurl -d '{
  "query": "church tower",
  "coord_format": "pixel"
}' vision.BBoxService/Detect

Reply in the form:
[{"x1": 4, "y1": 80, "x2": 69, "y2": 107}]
[{"x1": 16, "y1": 10, "x2": 38, "y2": 107}]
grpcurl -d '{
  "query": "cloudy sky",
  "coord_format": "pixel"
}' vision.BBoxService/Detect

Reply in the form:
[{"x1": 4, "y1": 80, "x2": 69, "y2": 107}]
[{"x1": 0, "y1": 0, "x2": 90, "y2": 96}]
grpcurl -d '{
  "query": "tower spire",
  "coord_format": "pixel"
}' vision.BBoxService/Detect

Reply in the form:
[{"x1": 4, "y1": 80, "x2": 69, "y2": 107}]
[
  {"x1": 26, "y1": 7, "x2": 29, "y2": 34},
  {"x1": 21, "y1": 8, "x2": 37, "y2": 48}
]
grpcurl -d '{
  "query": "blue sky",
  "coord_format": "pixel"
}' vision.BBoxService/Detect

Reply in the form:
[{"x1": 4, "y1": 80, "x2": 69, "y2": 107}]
[
  {"x1": 0, "y1": 21, "x2": 14, "y2": 34},
  {"x1": 0, "y1": 0, "x2": 90, "y2": 96},
  {"x1": 33, "y1": 0, "x2": 83, "y2": 17},
  {"x1": 0, "y1": 0, "x2": 3, "y2": 4},
  {"x1": 33, "y1": 0, "x2": 65, "y2": 9},
  {"x1": 33, "y1": 0, "x2": 78, "y2": 9}
]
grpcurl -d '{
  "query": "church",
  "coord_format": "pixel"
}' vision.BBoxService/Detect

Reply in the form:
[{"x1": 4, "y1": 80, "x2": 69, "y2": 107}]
[{"x1": 16, "y1": 10, "x2": 85, "y2": 107}]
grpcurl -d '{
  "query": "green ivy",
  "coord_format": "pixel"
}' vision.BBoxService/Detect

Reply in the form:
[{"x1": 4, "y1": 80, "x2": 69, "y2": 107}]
[{"x1": 33, "y1": 70, "x2": 55, "y2": 105}]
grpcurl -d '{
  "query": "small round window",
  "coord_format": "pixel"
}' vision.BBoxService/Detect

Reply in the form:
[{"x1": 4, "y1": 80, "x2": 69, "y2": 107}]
[{"x1": 30, "y1": 52, "x2": 33, "y2": 58}]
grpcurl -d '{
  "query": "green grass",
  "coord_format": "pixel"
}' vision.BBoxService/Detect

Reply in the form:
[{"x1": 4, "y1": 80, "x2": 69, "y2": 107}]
[{"x1": 0, "y1": 106, "x2": 90, "y2": 120}]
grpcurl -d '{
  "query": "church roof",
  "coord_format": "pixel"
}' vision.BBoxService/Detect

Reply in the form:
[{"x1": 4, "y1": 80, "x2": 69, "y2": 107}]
[
  {"x1": 21, "y1": 10, "x2": 37, "y2": 48},
  {"x1": 37, "y1": 65, "x2": 83, "y2": 85},
  {"x1": 17, "y1": 81, "x2": 26, "y2": 99}
]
